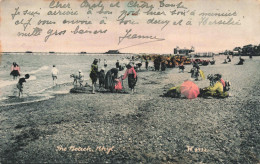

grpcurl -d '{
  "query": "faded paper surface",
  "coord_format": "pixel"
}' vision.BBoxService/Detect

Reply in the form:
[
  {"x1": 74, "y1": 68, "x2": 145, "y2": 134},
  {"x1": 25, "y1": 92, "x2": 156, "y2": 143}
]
[{"x1": 0, "y1": 0, "x2": 259, "y2": 53}]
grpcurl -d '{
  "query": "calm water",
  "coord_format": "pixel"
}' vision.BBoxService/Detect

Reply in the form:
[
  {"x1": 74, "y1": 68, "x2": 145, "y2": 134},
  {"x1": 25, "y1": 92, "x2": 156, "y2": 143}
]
[{"x1": 0, "y1": 52, "x2": 133, "y2": 106}]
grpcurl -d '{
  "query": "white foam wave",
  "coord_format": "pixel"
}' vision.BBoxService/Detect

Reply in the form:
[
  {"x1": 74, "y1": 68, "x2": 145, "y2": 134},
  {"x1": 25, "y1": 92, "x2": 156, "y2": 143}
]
[
  {"x1": 0, "y1": 76, "x2": 37, "y2": 88},
  {"x1": 27, "y1": 75, "x2": 37, "y2": 81},
  {"x1": 0, "y1": 95, "x2": 55, "y2": 107},
  {"x1": 0, "y1": 80, "x2": 17, "y2": 88},
  {"x1": 0, "y1": 97, "x2": 8, "y2": 101},
  {"x1": 28, "y1": 66, "x2": 49, "y2": 74}
]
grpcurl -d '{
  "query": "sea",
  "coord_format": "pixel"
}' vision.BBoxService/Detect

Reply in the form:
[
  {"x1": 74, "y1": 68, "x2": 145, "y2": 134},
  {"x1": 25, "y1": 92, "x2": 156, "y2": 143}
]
[{"x1": 0, "y1": 52, "x2": 133, "y2": 106}]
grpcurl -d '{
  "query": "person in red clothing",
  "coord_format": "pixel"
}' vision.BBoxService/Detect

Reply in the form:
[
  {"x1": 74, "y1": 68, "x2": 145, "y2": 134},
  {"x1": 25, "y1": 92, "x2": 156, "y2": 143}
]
[{"x1": 122, "y1": 64, "x2": 137, "y2": 93}]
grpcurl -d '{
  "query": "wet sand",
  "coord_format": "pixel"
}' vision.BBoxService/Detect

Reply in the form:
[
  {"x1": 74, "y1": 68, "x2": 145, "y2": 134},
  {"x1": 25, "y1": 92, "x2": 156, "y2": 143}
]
[{"x1": 0, "y1": 56, "x2": 259, "y2": 163}]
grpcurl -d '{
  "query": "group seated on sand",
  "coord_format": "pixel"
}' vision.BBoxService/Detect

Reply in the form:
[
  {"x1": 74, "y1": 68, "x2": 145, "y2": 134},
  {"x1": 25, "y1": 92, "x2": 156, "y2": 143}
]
[
  {"x1": 163, "y1": 74, "x2": 231, "y2": 99},
  {"x1": 68, "y1": 56, "x2": 235, "y2": 99}
]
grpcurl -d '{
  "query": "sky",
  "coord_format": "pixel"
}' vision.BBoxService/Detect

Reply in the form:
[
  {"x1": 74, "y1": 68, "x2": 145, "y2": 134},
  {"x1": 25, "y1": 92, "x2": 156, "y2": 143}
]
[{"x1": 0, "y1": 0, "x2": 260, "y2": 54}]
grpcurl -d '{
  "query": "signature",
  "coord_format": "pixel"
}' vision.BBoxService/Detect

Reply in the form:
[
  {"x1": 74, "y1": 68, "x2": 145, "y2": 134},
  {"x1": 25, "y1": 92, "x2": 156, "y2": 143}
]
[{"x1": 118, "y1": 29, "x2": 165, "y2": 45}]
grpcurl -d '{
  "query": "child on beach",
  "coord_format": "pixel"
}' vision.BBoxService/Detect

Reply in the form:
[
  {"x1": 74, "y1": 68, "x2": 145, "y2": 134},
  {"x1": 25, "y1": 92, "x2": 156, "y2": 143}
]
[
  {"x1": 78, "y1": 70, "x2": 84, "y2": 87},
  {"x1": 51, "y1": 65, "x2": 59, "y2": 86},
  {"x1": 10, "y1": 62, "x2": 20, "y2": 80},
  {"x1": 122, "y1": 64, "x2": 137, "y2": 93},
  {"x1": 17, "y1": 74, "x2": 30, "y2": 97}
]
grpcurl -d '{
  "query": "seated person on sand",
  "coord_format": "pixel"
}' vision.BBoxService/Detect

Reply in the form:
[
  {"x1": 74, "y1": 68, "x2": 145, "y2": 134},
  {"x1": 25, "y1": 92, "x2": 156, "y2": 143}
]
[
  {"x1": 200, "y1": 74, "x2": 229, "y2": 98},
  {"x1": 17, "y1": 74, "x2": 30, "y2": 98},
  {"x1": 135, "y1": 62, "x2": 142, "y2": 71},
  {"x1": 162, "y1": 85, "x2": 181, "y2": 98},
  {"x1": 222, "y1": 59, "x2": 228, "y2": 64},
  {"x1": 210, "y1": 60, "x2": 215, "y2": 65},
  {"x1": 237, "y1": 57, "x2": 245, "y2": 65},
  {"x1": 210, "y1": 57, "x2": 215, "y2": 65},
  {"x1": 227, "y1": 56, "x2": 231, "y2": 62}
]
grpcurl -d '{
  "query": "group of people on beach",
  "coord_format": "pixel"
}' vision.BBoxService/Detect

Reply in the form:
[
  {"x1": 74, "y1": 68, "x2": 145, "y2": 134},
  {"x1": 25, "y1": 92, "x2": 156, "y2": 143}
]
[
  {"x1": 89, "y1": 59, "x2": 137, "y2": 94},
  {"x1": 222, "y1": 55, "x2": 247, "y2": 65},
  {"x1": 163, "y1": 73, "x2": 230, "y2": 99},
  {"x1": 10, "y1": 54, "x2": 250, "y2": 99}
]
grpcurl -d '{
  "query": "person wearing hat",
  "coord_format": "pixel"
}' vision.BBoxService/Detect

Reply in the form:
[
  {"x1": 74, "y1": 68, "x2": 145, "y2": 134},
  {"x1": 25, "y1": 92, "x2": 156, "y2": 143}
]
[
  {"x1": 17, "y1": 74, "x2": 30, "y2": 97},
  {"x1": 90, "y1": 59, "x2": 99, "y2": 93},
  {"x1": 200, "y1": 74, "x2": 228, "y2": 98},
  {"x1": 122, "y1": 64, "x2": 137, "y2": 93},
  {"x1": 51, "y1": 65, "x2": 59, "y2": 86}
]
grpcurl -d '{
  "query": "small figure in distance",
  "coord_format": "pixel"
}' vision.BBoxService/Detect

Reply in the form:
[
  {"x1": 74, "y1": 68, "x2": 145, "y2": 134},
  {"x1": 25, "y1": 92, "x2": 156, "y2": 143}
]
[{"x1": 51, "y1": 65, "x2": 59, "y2": 86}]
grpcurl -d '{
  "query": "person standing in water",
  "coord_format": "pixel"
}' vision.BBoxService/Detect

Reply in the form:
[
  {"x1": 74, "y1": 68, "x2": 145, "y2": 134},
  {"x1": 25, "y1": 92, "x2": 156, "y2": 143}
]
[
  {"x1": 17, "y1": 74, "x2": 30, "y2": 97},
  {"x1": 122, "y1": 64, "x2": 137, "y2": 93},
  {"x1": 90, "y1": 59, "x2": 99, "y2": 94},
  {"x1": 10, "y1": 62, "x2": 20, "y2": 80},
  {"x1": 51, "y1": 65, "x2": 59, "y2": 86}
]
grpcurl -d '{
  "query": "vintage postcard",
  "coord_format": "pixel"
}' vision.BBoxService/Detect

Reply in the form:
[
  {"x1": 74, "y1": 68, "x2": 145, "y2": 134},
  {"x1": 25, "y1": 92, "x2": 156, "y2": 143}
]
[{"x1": 0, "y1": 0, "x2": 259, "y2": 163}]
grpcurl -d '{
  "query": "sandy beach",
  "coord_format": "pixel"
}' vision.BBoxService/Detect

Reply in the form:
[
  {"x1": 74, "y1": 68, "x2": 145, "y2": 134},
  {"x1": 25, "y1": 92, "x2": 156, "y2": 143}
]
[{"x1": 0, "y1": 56, "x2": 259, "y2": 163}]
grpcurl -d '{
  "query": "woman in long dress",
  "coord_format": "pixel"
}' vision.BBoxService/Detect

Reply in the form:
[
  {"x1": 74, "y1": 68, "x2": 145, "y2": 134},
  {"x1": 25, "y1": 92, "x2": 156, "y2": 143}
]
[
  {"x1": 105, "y1": 68, "x2": 118, "y2": 92},
  {"x1": 90, "y1": 59, "x2": 98, "y2": 93},
  {"x1": 122, "y1": 64, "x2": 137, "y2": 93}
]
